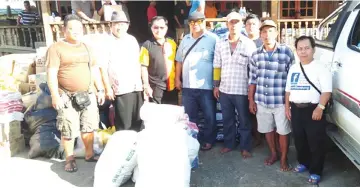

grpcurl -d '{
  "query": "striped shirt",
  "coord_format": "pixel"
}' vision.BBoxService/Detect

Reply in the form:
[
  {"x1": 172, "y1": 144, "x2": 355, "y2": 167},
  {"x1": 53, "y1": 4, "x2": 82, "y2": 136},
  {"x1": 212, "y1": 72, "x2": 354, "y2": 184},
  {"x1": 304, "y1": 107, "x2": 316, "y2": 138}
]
[
  {"x1": 213, "y1": 35, "x2": 257, "y2": 95},
  {"x1": 249, "y1": 43, "x2": 295, "y2": 108},
  {"x1": 18, "y1": 11, "x2": 39, "y2": 25}
]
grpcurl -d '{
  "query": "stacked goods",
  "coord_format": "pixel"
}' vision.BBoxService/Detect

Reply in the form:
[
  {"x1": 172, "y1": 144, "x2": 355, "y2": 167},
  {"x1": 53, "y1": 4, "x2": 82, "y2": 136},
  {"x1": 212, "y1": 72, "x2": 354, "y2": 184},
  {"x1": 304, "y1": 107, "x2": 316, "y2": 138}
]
[
  {"x1": 0, "y1": 53, "x2": 37, "y2": 94},
  {"x1": 197, "y1": 101, "x2": 224, "y2": 142},
  {"x1": 0, "y1": 91, "x2": 25, "y2": 158}
]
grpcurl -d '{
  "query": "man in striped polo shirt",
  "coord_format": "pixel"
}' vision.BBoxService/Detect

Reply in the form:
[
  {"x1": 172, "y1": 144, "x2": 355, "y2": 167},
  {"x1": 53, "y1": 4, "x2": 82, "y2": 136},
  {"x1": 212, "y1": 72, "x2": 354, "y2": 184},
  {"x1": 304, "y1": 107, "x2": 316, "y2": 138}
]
[
  {"x1": 17, "y1": 1, "x2": 40, "y2": 48},
  {"x1": 17, "y1": 1, "x2": 40, "y2": 26}
]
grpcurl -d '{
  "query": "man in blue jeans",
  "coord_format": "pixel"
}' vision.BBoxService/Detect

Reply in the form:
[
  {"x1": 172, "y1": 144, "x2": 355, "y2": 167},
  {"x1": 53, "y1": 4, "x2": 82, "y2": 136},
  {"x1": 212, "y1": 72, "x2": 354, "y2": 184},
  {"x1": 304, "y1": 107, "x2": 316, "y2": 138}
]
[
  {"x1": 175, "y1": 12, "x2": 218, "y2": 150},
  {"x1": 213, "y1": 12, "x2": 257, "y2": 157}
]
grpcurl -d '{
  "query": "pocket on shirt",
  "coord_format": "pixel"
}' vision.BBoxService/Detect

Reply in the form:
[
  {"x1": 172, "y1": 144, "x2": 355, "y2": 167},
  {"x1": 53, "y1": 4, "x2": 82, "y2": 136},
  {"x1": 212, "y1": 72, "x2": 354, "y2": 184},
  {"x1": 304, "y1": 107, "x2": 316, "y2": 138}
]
[{"x1": 235, "y1": 52, "x2": 250, "y2": 66}]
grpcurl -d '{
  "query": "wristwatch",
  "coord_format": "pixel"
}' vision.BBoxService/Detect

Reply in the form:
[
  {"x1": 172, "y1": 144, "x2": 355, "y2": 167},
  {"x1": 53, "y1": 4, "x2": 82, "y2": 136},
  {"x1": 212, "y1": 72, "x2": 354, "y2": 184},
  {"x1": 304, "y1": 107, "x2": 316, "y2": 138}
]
[
  {"x1": 318, "y1": 104, "x2": 325, "y2": 110},
  {"x1": 97, "y1": 89, "x2": 105, "y2": 93}
]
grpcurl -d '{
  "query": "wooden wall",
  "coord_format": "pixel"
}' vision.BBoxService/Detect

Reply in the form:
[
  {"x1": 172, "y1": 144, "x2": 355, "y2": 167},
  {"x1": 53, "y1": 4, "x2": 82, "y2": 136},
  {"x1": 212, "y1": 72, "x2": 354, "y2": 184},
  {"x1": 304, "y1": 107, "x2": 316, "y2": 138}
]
[{"x1": 317, "y1": 0, "x2": 341, "y2": 19}]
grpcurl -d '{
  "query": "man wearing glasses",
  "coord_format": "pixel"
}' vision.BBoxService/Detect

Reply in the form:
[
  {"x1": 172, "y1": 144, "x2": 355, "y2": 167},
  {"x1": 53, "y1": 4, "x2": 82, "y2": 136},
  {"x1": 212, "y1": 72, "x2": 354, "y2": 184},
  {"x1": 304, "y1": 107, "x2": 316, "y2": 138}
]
[
  {"x1": 175, "y1": 12, "x2": 219, "y2": 151},
  {"x1": 140, "y1": 16, "x2": 178, "y2": 105}
]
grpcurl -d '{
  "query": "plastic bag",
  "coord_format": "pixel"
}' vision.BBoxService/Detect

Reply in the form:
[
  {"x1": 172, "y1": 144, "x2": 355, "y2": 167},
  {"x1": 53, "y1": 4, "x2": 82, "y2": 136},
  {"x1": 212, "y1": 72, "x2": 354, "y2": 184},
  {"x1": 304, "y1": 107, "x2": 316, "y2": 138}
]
[
  {"x1": 93, "y1": 131, "x2": 138, "y2": 187},
  {"x1": 132, "y1": 165, "x2": 139, "y2": 183}
]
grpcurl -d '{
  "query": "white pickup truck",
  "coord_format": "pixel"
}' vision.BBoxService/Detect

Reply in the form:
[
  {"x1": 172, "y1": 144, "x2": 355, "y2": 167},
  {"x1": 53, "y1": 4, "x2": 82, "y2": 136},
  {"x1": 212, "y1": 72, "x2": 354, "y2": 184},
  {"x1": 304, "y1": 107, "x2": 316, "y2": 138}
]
[{"x1": 314, "y1": 1, "x2": 360, "y2": 170}]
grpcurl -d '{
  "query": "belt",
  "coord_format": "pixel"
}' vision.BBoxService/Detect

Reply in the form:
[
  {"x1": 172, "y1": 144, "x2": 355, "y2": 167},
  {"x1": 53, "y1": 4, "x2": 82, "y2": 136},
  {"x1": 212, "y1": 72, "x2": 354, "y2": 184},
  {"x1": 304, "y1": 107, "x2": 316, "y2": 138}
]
[{"x1": 291, "y1": 102, "x2": 313, "y2": 108}]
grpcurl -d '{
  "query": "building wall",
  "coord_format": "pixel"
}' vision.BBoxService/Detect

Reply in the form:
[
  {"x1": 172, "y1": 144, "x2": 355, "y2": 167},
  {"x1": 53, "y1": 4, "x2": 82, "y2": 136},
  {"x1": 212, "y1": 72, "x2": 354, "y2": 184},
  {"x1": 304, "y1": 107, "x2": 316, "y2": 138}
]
[{"x1": 317, "y1": 0, "x2": 341, "y2": 19}]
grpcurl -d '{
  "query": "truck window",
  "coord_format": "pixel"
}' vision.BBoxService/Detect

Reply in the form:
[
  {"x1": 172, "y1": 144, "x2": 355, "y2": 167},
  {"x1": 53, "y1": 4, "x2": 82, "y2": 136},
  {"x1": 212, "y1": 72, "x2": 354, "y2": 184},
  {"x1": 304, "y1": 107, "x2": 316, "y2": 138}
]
[
  {"x1": 316, "y1": 2, "x2": 346, "y2": 41},
  {"x1": 349, "y1": 12, "x2": 360, "y2": 51}
]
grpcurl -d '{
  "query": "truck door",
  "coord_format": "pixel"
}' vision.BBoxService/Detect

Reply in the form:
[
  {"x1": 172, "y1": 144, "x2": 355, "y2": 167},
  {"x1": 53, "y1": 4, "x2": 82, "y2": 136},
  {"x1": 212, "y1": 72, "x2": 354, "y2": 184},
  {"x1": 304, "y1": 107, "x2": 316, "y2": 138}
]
[{"x1": 331, "y1": 9, "x2": 360, "y2": 146}]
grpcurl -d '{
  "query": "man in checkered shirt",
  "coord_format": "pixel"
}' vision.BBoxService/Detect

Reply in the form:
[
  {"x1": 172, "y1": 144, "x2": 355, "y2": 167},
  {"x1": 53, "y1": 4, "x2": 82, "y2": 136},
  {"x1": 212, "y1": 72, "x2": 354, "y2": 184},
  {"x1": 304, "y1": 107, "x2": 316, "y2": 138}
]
[
  {"x1": 248, "y1": 20, "x2": 295, "y2": 171},
  {"x1": 213, "y1": 12, "x2": 257, "y2": 157}
]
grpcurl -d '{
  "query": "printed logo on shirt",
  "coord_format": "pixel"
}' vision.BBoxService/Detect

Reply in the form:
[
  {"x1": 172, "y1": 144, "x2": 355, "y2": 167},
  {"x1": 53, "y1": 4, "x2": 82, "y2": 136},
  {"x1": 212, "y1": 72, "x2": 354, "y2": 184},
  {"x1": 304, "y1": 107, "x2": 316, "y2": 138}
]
[{"x1": 290, "y1": 72, "x2": 310, "y2": 90}]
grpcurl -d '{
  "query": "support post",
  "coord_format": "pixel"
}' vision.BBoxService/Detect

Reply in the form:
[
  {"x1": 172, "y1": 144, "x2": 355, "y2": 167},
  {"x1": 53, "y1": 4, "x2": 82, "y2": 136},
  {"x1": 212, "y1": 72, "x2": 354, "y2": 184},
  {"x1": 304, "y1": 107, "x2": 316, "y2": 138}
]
[
  {"x1": 270, "y1": 0, "x2": 279, "y2": 21},
  {"x1": 40, "y1": 0, "x2": 53, "y2": 47}
]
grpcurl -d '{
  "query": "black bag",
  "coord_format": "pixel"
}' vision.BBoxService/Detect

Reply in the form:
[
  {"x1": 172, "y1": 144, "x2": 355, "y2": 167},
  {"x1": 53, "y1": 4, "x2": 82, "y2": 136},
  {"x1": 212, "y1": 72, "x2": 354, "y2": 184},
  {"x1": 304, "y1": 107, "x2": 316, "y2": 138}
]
[
  {"x1": 60, "y1": 43, "x2": 92, "y2": 111},
  {"x1": 72, "y1": 91, "x2": 91, "y2": 111},
  {"x1": 299, "y1": 63, "x2": 333, "y2": 113}
]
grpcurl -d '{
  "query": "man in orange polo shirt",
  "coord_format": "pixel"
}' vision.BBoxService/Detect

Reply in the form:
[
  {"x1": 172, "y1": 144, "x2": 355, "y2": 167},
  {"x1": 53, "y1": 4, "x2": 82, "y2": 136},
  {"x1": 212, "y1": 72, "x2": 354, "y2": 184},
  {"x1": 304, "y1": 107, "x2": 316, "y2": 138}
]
[
  {"x1": 140, "y1": 16, "x2": 178, "y2": 105},
  {"x1": 205, "y1": 1, "x2": 218, "y2": 28}
]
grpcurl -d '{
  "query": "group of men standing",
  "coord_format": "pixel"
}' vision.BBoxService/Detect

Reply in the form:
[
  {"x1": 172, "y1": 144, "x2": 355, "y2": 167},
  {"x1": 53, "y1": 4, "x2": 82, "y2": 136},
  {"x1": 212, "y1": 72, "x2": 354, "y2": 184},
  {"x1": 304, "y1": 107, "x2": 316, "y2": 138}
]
[{"x1": 45, "y1": 5, "x2": 332, "y2": 184}]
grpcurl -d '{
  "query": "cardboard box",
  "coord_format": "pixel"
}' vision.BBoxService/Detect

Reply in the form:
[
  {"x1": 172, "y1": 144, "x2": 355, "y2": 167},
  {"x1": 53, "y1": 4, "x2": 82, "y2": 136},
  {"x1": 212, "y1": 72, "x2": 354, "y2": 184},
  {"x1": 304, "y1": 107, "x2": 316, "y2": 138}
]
[
  {"x1": 0, "y1": 121, "x2": 22, "y2": 143},
  {"x1": 28, "y1": 74, "x2": 36, "y2": 84},
  {"x1": 36, "y1": 66, "x2": 46, "y2": 74},
  {"x1": 29, "y1": 84, "x2": 37, "y2": 92},
  {"x1": 35, "y1": 72, "x2": 47, "y2": 86},
  {"x1": 0, "y1": 134, "x2": 25, "y2": 158},
  {"x1": 35, "y1": 47, "x2": 48, "y2": 67}
]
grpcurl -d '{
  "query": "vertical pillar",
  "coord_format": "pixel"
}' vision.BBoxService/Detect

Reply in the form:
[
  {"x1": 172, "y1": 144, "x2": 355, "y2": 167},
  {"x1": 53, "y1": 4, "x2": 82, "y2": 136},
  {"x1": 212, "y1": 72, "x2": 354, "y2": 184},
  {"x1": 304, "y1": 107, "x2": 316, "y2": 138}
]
[
  {"x1": 261, "y1": 0, "x2": 268, "y2": 18},
  {"x1": 40, "y1": 0, "x2": 53, "y2": 46},
  {"x1": 270, "y1": 0, "x2": 279, "y2": 21}
]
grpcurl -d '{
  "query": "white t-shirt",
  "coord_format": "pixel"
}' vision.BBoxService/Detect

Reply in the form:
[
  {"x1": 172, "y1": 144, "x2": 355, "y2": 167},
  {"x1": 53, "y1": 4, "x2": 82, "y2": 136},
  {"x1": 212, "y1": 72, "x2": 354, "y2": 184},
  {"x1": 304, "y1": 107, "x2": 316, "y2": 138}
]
[
  {"x1": 103, "y1": 34, "x2": 143, "y2": 95},
  {"x1": 285, "y1": 60, "x2": 332, "y2": 103}
]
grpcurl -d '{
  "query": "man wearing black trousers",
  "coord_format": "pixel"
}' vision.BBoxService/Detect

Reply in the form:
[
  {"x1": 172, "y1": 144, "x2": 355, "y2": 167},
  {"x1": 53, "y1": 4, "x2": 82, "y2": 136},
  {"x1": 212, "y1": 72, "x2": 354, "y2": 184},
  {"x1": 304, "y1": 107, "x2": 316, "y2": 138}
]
[
  {"x1": 285, "y1": 36, "x2": 332, "y2": 185},
  {"x1": 99, "y1": 11, "x2": 143, "y2": 132}
]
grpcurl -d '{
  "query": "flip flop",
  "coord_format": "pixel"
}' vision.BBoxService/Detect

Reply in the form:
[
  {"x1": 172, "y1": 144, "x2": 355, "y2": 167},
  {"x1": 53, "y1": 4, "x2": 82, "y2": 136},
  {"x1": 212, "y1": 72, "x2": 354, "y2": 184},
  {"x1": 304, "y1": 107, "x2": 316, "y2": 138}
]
[
  {"x1": 308, "y1": 174, "x2": 321, "y2": 185},
  {"x1": 85, "y1": 154, "x2": 100, "y2": 162},
  {"x1": 293, "y1": 164, "x2": 307, "y2": 173},
  {"x1": 200, "y1": 143, "x2": 212, "y2": 151},
  {"x1": 65, "y1": 159, "x2": 78, "y2": 173}
]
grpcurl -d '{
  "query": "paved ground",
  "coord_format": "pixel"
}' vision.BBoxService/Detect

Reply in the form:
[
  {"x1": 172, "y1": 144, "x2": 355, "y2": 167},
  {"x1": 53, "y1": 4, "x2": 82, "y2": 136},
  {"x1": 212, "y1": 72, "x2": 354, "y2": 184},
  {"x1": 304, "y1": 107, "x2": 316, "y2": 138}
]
[{"x1": 1, "y1": 139, "x2": 360, "y2": 187}]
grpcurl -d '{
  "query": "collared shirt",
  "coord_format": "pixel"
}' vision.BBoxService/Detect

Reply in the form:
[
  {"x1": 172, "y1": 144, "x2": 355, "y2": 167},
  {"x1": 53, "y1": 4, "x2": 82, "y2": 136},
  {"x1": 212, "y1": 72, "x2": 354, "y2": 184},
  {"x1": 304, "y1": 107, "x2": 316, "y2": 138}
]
[
  {"x1": 18, "y1": 11, "x2": 39, "y2": 25},
  {"x1": 213, "y1": 35, "x2": 257, "y2": 95},
  {"x1": 285, "y1": 60, "x2": 332, "y2": 103},
  {"x1": 103, "y1": 33, "x2": 143, "y2": 95},
  {"x1": 140, "y1": 38, "x2": 177, "y2": 91},
  {"x1": 175, "y1": 31, "x2": 219, "y2": 90},
  {"x1": 249, "y1": 43, "x2": 295, "y2": 108}
]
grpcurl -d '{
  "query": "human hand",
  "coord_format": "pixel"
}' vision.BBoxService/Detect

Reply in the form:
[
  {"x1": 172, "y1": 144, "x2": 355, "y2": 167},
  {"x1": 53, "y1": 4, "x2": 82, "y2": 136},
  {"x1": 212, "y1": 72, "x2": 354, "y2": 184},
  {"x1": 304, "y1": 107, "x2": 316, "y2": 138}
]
[
  {"x1": 213, "y1": 87, "x2": 220, "y2": 100},
  {"x1": 285, "y1": 106, "x2": 291, "y2": 121},
  {"x1": 249, "y1": 100, "x2": 257, "y2": 115},
  {"x1": 97, "y1": 91, "x2": 105, "y2": 105},
  {"x1": 175, "y1": 79, "x2": 182, "y2": 91},
  {"x1": 52, "y1": 94, "x2": 64, "y2": 110},
  {"x1": 312, "y1": 107, "x2": 323, "y2": 121},
  {"x1": 105, "y1": 88, "x2": 115, "y2": 101}
]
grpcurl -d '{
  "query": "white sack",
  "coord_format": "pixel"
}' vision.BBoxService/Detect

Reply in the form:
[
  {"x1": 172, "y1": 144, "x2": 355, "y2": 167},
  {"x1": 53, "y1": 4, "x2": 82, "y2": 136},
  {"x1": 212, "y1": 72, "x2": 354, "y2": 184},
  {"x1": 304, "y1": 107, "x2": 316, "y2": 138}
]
[
  {"x1": 187, "y1": 135, "x2": 200, "y2": 168},
  {"x1": 132, "y1": 165, "x2": 139, "y2": 183},
  {"x1": 93, "y1": 131, "x2": 138, "y2": 187},
  {"x1": 140, "y1": 102, "x2": 186, "y2": 126},
  {"x1": 135, "y1": 127, "x2": 191, "y2": 187}
]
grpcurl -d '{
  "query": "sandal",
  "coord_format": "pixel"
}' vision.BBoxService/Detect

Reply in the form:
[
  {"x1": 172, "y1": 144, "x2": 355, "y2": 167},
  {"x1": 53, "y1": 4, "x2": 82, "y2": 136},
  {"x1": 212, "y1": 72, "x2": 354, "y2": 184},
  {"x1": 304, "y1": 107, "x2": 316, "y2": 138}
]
[
  {"x1": 293, "y1": 164, "x2": 307, "y2": 173},
  {"x1": 65, "y1": 159, "x2": 78, "y2": 173},
  {"x1": 308, "y1": 174, "x2": 321, "y2": 185},
  {"x1": 200, "y1": 143, "x2": 212, "y2": 151},
  {"x1": 85, "y1": 154, "x2": 100, "y2": 162}
]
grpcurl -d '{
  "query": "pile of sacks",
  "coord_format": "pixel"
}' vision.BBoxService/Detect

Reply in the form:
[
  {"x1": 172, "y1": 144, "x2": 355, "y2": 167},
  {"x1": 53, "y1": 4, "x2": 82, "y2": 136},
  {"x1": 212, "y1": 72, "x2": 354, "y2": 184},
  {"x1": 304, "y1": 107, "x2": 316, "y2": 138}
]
[
  {"x1": 0, "y1": 91, "x2": 24, "y2": 123},
  {"x1": 94, "y1": 103, "x2": 200, "y2": 187}
]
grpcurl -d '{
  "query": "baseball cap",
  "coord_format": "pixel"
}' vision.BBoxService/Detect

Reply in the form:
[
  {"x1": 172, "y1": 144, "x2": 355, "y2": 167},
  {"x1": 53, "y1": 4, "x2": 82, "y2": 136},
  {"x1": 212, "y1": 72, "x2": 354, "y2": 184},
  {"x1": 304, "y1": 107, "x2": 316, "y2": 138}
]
[
  {"x1": 111, "y1": 11, "x2": 129, "y2": 23},
  {"x1": 260, "y1": 19, "x2": 277, "y2": 30},
  {"x1": 226, "y1": 12, "x2": 242, "y2": 22},
  {"x1": 188, "y1": 12, "x2": 206, "y2": 21}
]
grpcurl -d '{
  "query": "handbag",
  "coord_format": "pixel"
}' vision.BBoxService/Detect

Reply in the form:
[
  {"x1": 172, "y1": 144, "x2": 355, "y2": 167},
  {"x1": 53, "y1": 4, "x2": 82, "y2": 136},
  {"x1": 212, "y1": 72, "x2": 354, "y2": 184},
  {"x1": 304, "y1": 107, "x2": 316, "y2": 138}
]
[
  {"x1": 60, "y1": 43, "x2": 92, "y2": 111},
  {"x1": 299, "y1": 63, "x2": 333, "y2": 113}
]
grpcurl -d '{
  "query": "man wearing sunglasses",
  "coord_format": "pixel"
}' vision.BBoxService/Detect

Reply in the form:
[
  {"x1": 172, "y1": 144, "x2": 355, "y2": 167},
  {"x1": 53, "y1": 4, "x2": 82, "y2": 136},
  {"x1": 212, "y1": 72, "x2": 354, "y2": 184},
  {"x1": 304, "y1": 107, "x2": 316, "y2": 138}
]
[
  {"x1": 175, "y1": 12, "x2": 219, "y2": 151},
  {"x1": 140, "y1": 16, "x2": 178, "y2": 105}
]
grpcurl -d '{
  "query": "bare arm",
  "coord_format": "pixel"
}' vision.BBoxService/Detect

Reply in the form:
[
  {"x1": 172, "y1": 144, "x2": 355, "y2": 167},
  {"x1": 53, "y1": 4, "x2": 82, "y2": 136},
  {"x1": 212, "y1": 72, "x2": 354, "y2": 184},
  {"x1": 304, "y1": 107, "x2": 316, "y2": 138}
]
[
  {"x1": 175, "y1": 62, "x2": 183, "y2": 82},
  {"x1": 75, "y1": 9, "x2": 93, "y2": 21},
  {"x1": 285, "y1": 92, "x2": 290, "y2": 108},
  {"x1": 99, "y1": 67, "x2": 111, "y2": 93},
  {"x1": 174, "y1": 15, "x2": 182, "y2": 27},
  {"x1": 47, "y1": 68, "x2": 60, "y2": 97},
  {"x1": 141, "y1": 66, "x2": 150, "y2": 87},
  {"x1": 248, "y1": 84, "x2": 256, "y2": 101},
  {"x1": 92, "y1": 67, "x2": 104, "y2": 91},
  {"x1": 319, "y1": 92, "x2": 331, "y2": 107},
  {"x1": 17, "y1": 16, "x2": 21, "y2": 25}
]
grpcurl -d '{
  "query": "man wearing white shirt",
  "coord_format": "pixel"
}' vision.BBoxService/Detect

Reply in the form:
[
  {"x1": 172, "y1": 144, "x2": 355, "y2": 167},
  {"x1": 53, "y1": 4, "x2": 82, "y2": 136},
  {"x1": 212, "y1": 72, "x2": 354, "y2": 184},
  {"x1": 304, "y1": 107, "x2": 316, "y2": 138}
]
[
  {"x1": 100, "y1": 11, "x2": 143, "y2": 132},
  {"x1": 285, "y1": 36, "x2": 332, "y2": 185}
]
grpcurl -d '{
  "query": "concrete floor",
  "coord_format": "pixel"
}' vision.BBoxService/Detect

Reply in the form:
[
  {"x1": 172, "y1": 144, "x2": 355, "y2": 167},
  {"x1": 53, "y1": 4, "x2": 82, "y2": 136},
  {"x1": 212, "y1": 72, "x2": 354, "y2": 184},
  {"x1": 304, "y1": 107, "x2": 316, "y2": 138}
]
[{"x1": 1, "y1": 141, "x2": 360, "y2": 187}]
